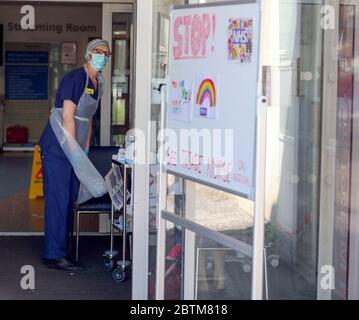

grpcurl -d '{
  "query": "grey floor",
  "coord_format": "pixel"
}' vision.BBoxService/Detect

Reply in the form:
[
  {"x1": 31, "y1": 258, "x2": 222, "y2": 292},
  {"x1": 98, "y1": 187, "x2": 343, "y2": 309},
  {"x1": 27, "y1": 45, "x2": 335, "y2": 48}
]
[
  {"x1": 0, "y1": 152, "x2": 99, "y2": 232},
  {"x1": 0, "y1": 152, "x2": 131, "y2": 300},
  {"x1": 0, "y1": 236, "x2": 131, "y2": 300},
  {"x1": 0, "y1": 153, "x2": 316, "y2": 300},
  {"x1": 0, "y1": 152, "x2": 44, "y2": 232},
  {"x1": 0, "y1": 152, "x2": 33, "y2": 201},
  {"x1": 156, "y1": 230, "x2": 318, "y2": 300}
]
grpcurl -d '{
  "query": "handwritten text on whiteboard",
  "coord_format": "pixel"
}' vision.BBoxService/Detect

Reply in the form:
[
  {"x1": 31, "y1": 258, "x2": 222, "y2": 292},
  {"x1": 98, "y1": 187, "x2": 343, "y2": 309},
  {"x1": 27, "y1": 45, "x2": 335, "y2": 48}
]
[{"x1": 173, "y1": 13, "x2": 216, "y2": 60}]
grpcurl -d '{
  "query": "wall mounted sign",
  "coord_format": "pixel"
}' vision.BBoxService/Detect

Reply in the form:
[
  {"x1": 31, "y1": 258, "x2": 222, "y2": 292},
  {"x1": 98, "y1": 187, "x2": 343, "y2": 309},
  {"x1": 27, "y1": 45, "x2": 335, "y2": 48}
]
[
  {"x1": 7, "y1": 22, "x2": 97, "y2": 34},
  {"x1": 5, "y1": 51, "x2": 48, "y2": 63},
  {"x1": 61, "y1": 42, "x2": 77, "y2": 64},
  {"x1": 5, "y1": 65, "x2": 48, "y2": 100},
  {"x1": 5, "y1": 50, "x2": 48, "y2": 100}
]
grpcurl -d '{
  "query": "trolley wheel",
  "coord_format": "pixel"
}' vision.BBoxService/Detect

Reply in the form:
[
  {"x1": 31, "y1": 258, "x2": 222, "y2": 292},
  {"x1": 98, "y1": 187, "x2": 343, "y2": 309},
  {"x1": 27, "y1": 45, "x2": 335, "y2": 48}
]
[
  {"x1": 270, "y1": 258, "x2": 279, "y2": 268},
  {"x1": 243, "y1": 264, "x2": 251, "y2": 273},
  {"x1": 104, "y1": 258, "x2": 115, "y2": 271},
  {"x1": 112, "y1": 267, "x2": 127, "y2": 283}
]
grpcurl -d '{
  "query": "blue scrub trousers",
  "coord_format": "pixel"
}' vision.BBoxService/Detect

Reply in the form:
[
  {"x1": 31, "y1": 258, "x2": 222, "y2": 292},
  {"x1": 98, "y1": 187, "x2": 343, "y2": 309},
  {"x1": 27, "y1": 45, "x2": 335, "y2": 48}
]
[{"x1": 40, "y1": 125, "x2": 79, "y2": 260}]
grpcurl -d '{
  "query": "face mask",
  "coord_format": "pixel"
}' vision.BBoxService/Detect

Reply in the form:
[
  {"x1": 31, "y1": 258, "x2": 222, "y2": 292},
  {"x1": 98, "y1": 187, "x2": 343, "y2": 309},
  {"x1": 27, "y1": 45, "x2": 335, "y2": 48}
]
[{"x1": 90, "y1": 53, "x2": 109, "y2": 71}]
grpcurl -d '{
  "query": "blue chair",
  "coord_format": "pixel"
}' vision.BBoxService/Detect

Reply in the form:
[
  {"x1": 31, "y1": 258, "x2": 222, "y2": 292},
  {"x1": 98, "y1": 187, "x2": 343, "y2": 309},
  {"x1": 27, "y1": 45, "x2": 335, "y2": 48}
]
[{"x1": 73, "y1": 146, "x2": 118, "y2": 261}]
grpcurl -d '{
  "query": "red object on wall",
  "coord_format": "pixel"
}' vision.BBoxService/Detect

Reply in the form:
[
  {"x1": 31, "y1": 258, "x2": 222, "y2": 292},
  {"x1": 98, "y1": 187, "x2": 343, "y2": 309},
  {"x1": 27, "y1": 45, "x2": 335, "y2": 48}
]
[{"x1": 6, "y1": 125, "x2": 29, "y2": 144}]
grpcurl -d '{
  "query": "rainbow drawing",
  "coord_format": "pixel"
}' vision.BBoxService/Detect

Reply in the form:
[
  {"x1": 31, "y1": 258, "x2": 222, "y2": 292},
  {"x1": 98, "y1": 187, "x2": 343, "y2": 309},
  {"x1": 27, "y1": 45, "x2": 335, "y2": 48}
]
[{"x1": 196, "y1": 79, "x2": 216, "y2": 108}]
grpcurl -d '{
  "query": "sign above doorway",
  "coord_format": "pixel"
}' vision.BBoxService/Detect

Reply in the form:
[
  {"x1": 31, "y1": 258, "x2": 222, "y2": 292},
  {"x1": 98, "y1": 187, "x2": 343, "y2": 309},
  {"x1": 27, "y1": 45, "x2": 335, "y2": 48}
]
[{"x1": 7, "y1": 22, "x2": 97, "y2": 34}]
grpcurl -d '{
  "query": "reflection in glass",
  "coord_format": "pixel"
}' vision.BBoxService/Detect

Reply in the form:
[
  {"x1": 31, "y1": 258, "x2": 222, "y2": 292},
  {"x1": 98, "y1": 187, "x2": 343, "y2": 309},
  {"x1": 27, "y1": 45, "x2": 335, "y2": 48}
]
[
  {"x1": 49, "y1": 43, "x2": 75, "y2": 107},
  {"x1": 193, "y1": 183, "x2": 254, "y2": 244},
  {"x1": 195, "y1": 235, "x2": 252, "y2": 300},
  {"x1": 262, "y1": 1, "x2": 322, "y2": 299},
  {"x1": 164, "y1": 221, "x2": 184, "y2": 300},
  {"x1": 148, "y1": 0, "x2": 187, "y2": 300},
  {"x1": 331, "y1": 4, "x2": 355, "y2": 300}
]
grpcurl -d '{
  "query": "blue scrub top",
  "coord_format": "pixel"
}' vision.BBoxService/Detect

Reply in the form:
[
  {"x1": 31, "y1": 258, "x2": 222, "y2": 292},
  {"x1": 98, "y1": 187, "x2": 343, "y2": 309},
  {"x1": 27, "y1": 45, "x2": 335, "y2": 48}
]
[
  {"x1": 54, "y1": 67, "x2": 98, "y2": 108},
  {"x1": 39, "y1": 67, "x2": 98, "y2": 154}
]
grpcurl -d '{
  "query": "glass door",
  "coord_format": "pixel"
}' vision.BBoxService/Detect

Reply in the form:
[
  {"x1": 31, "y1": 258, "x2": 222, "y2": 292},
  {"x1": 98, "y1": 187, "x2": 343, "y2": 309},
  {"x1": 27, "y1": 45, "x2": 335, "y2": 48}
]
[
  {"x1": 331, "y1": 3, "x2": 355, "y2": 299},
  {"x1": 98, "y1": 3, "x2": 133, "y2": 235},
  {"x1": 348, "y1": 1, "x2": 359, "y2": 300},
  {"x1": 152, "y1": 0, "x2": 260, "y2": 301},
  {"x1": 152, "y1": 0, "x2": 326, "y2": 300},
  {"x1": 262, "y1": 0, "x2": 323, "y2": 300},
  {"x1": 148, "y1": 0, "x2": 188, "y2": 300},
  {"x1": 101, "y1": 3, "x2": 134, "y2": 147},
  {"x1": 318, "y1": 0, "x2": 358, "y2": 300}
]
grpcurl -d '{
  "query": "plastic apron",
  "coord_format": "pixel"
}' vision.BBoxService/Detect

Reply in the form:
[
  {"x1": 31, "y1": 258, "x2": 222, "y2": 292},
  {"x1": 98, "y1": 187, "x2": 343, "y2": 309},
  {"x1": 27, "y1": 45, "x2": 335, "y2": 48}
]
[{"x1": 49, "y1": 72, "x2": 107, "y2": 204}]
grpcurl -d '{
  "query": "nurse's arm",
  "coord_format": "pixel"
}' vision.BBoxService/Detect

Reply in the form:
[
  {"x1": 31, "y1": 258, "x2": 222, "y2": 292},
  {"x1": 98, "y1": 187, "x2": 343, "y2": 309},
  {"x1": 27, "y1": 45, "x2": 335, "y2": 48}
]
[{"x1": 62, "y1": 99, "x2": 77, "y2": 140}]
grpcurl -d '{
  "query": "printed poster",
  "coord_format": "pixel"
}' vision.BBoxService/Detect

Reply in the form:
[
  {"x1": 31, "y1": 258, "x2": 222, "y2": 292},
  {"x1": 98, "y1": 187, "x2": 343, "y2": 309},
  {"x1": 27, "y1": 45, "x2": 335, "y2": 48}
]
[
  {"x1": 228, "y1": 18, "x2": 253, "y2": 63},
  {"x1": 169, "y1": 80, "x2": 193, "y2": 122}
]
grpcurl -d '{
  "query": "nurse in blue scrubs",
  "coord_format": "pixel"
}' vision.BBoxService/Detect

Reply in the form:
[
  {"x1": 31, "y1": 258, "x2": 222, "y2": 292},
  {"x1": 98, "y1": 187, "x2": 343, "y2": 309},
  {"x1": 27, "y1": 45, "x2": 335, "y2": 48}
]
[{"x1": 39, "y1": 39, "x2": 111, "y2": 272}]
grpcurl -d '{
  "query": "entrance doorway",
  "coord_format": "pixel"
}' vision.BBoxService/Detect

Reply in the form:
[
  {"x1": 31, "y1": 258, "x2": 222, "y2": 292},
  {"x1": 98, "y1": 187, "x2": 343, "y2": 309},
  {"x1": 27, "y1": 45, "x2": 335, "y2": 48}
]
[
  {"x1": 101, "y1": 3, "x2": 134, "y2": 147},
  {"x1": 0, "y1": 0, "x2": 136, "y2": 301},
  {"x1": 0, "y1": 1, "x2": 134, "y2": 234}
]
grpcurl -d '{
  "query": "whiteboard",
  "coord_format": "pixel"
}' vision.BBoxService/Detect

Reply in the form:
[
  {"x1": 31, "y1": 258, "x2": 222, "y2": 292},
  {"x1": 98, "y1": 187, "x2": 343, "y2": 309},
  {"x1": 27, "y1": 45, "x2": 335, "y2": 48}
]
[{"x1": 163, "y1": 2, "x2": 261, "y2": 199}]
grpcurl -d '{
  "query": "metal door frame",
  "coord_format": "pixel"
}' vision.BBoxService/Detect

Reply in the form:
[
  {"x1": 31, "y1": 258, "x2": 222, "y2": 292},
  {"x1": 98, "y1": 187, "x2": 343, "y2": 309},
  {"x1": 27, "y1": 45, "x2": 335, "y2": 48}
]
[
  {"x1": 317, "y1": 0, "x2": 339, "y2": 300},
  {"x1": 101, "y1": 2, "x2": 134, "y2": 146},
  {"x1": 317, "y1": 0, "x2": 359, "y2": 300},
  {"x1": 131, "y1": 0, "x2": 153, "y2": 300},
  {"x1": 346, "y1": 0, "x2": 359, "y2": 300}
]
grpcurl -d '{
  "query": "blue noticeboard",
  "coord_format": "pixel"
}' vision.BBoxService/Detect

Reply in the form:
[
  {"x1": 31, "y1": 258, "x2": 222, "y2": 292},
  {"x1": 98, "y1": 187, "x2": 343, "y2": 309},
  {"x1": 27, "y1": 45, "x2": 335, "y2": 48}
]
[
  {"x1": 5, "y1": 65, "x2": 48, "y2": 100},
  {"x1": 5, "y1": 51, "x2": 49, "y2": 64}
]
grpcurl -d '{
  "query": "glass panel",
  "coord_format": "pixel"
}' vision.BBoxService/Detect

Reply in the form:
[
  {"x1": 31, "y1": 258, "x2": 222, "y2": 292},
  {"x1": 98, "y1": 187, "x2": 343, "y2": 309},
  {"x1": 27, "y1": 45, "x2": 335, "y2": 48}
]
[
  {"x1": 261, "y1": 1, "x2": 323, "y2": 299},
  {"x1": 148, "y1": 220, "x2": 184, "y2": 300},
  {"x1": 186, "y1": 183, "x2": 254, "y2": 246},
  {"x1": 166, "y1": 174, "x2": 184, "y2": 216},
  {"x1": 164, "y1": 221, "x2": 184, "y2": 300},
  {"x1": 110, "y1": 13, "x2": 133, "y2": 146},
  {"x1": 346, "y1": 2, "x2": 359, "y2": 299},
  {"x1": 112, "y1": 134, "x2": 125, "y2": 147},
  {"x1": 148, "y1": 0, "x2": 187, "y2": 300},
  {"x1": 49, "y1": 43, "x2": 75, "y2": 107},
  {"x1": 149, "y1": 0, "x2": 357, "y2": 300},
  {"x1": 195, "y1": 235, "x2": 252, "y2": 300},
  {"x1": 112, "y1": 39, "x2": 127, "y2": 126},
  {"x1": 332, "y1": 4, "x2": 355, "y2": 300},
  {"x1": 112, "y1": 95, "x2": 126, "y2": 126}
]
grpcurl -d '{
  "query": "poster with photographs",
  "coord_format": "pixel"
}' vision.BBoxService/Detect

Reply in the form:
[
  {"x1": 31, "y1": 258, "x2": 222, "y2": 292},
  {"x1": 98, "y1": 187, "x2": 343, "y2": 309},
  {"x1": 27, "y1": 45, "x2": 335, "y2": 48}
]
[{"x1": 228, "y1": 18, "x2": 253, "y2": 63}]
